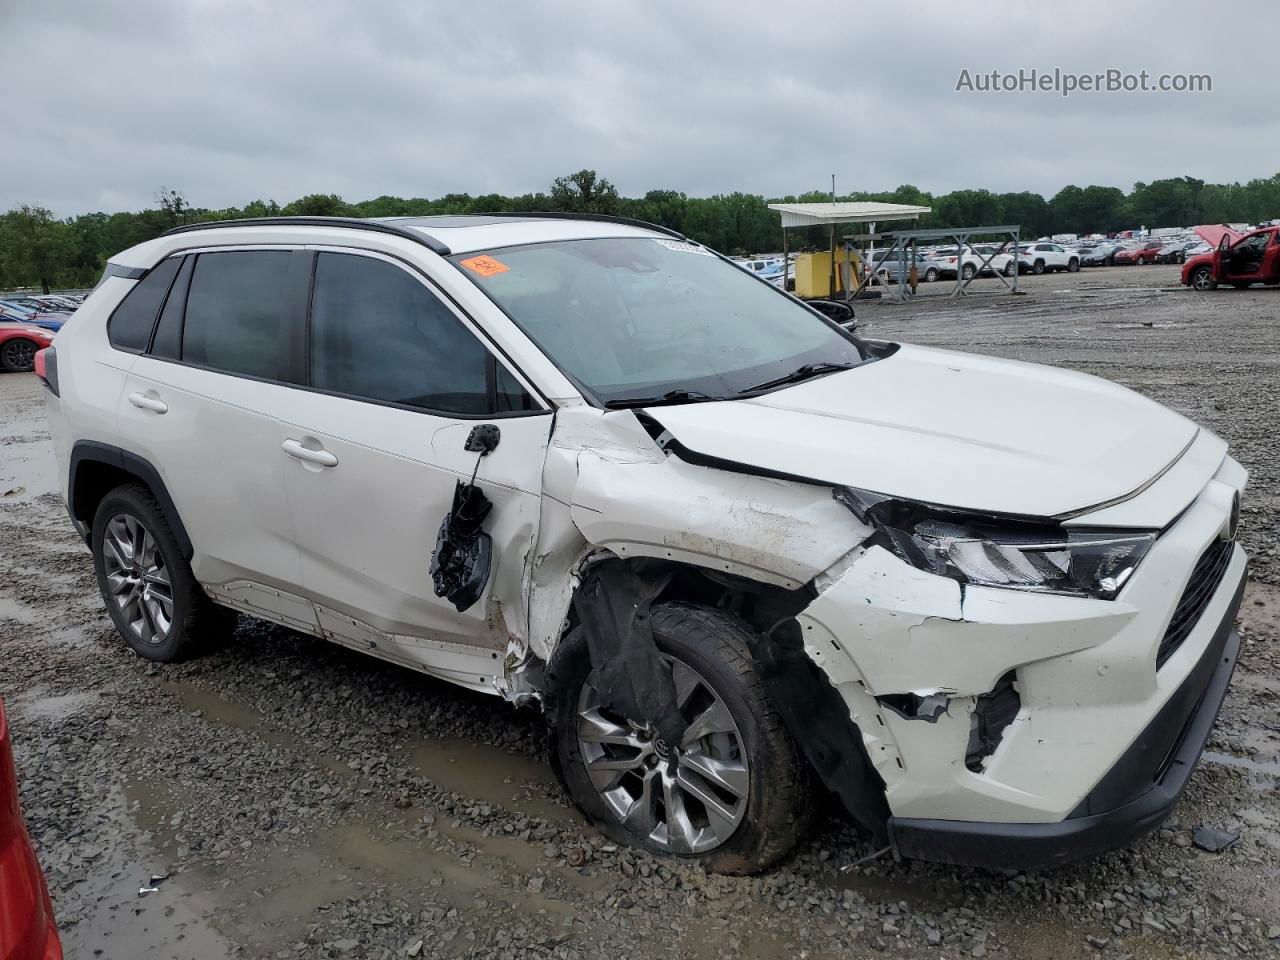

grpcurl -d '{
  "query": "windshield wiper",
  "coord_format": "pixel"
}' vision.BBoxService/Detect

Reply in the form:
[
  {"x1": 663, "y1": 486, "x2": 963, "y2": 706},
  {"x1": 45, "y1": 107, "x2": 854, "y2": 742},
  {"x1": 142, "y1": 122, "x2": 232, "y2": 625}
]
[
  {"x1": 603, "y1": 389, "x2": 728, "y2": 410},
  {"x1": 739, "y1": 361, "x2": 859, "y2": 395}
]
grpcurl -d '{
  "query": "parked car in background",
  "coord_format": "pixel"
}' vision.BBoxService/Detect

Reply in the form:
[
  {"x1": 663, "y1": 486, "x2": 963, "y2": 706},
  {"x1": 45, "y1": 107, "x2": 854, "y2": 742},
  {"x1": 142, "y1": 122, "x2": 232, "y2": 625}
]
[
  {"x1": 1017, "y1": 243, "x2": 1079, "y2": 274},
  {"x1": 1, "y1": 321, "x2": 56, "y2": 372},
  {"x1": 1113, "y1": 241, "x2": 1164, "y2": 266},
  {"x1": 1082, "y1": 242, "x2": 1125, "y2": 266},
  {"x1": 865, "y1": 249, "x2": 940, "y2": 284},
  {"x1": 1182, "y1": 227, "x2": 1280, "y2": 290},
  {"x1": 0, "y1": 700, "x2": 64, "y2": 959},
  {"x1": 42, "y1": 213, "x2": 1250, "y2": 874},
  {"x1": 970, "y1": 244, "x2": 1017, "y2": 277},
  {"x1": 0, "y1": 302, "x2": 70, "y2": 333}
]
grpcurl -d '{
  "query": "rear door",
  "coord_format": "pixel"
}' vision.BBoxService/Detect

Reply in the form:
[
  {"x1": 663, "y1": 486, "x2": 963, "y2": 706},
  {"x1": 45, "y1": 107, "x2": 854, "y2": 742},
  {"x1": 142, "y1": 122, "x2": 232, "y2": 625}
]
[
  {"x1": 117, "y1": 247, "x2": 316, "y2": 631},
  {"x1": 270, "y1": 248, "x2": 554, "y2": 667}
]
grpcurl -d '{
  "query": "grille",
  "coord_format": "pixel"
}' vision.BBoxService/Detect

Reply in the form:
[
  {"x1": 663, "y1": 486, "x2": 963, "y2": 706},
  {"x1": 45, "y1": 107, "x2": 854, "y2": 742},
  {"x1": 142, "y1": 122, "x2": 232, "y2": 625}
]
[{"x1": 1157, "y1": 538, "x2": 1234, "y2": 668}]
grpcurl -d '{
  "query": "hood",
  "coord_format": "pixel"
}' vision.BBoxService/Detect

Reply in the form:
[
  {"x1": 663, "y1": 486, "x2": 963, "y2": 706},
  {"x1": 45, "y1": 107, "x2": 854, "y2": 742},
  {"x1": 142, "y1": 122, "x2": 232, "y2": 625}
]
[
  {"x1": 645, "y1": 344, "x2": 1199, "y2": 519},
  {"x1": 1193, "y1": 224, "x2": 1243, "y2": 248}
]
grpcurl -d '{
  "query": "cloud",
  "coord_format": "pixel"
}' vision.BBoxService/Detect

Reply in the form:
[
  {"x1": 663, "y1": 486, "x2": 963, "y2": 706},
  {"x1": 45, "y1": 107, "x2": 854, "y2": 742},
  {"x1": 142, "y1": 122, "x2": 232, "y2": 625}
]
[{"x1": 2, "y1": 0, "x2": 1274, "y2": 216}]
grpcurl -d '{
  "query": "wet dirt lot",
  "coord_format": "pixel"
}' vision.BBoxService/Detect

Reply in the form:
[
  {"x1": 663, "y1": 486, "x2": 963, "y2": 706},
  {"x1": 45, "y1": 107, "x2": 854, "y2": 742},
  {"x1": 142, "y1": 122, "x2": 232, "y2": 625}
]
[{"x1": 2, "y1": 264, "x2": 1279, "y2": 959}]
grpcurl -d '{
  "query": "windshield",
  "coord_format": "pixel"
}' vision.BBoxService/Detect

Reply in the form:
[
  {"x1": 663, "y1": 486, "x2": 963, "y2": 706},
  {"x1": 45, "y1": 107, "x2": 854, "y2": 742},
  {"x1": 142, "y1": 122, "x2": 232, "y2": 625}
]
[{"x1": 451, "y1": 237, "x2": 865, "y2": 405}]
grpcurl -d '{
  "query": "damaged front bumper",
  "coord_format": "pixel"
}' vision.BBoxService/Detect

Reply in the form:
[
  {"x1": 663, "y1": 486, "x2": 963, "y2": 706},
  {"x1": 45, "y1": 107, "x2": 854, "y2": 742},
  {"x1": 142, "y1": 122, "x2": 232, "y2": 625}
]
[
  {"x1": 889, "y1": 574, "x2": 1242, "y2": 869},
  {"x1": 797, "y1": 458, "x2": 1248, "y2": 869}
]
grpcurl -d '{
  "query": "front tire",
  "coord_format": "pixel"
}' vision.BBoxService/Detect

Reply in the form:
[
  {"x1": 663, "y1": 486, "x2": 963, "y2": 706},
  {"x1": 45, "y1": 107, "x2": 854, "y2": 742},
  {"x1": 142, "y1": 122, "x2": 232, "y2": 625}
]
[
  {"x1": 924, "y1": 267, "x2": 939, "y2": 282},
  {"x1": 1189, "y1": 266, "x2": 1217, "y2": 291},
  {"x1": 1, "y1": 338, "x2": 39, "y2": 372},
  {"x1": 91, "y1": 484, "x2": 229, "y2": 662},
  {"x1": 550, "y1": 603, "x2": 811, "y2": 874}
]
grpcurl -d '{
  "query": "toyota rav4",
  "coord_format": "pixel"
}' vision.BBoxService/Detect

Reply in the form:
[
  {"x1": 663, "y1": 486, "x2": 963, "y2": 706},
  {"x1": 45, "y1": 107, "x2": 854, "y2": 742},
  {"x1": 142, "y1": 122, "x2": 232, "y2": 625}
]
[{"x1": 39, "y1": 214, "x2": 1247, "y2": 874}]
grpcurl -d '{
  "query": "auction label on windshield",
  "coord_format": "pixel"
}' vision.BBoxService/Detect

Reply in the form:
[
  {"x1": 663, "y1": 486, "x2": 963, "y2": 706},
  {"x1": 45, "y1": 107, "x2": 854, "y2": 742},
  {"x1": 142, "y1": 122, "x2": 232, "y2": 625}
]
[{"x1": 459, "y1": 255, "x2": 510, "y2": 277}]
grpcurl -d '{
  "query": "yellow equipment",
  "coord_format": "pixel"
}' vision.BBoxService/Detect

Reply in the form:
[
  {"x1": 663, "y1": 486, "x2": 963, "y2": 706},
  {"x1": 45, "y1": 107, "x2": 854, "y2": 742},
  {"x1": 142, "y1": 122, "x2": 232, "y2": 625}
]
[{"x1": 792, "y1": 248, "x2": 862, "y2": 299}]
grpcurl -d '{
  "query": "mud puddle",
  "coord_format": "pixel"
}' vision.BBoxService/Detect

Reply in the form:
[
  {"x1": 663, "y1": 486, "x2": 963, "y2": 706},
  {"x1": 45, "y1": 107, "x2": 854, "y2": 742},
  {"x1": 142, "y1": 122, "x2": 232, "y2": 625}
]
[{"x1": 406, "y1": 735, "x2": 573, "y2": 825}]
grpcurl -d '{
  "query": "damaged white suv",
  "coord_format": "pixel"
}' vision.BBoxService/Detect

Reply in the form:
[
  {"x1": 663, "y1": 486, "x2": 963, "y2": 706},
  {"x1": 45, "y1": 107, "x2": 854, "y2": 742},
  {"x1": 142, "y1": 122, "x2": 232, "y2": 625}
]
[{"x1": 40, "y1": 214, "x2": 1247, "y2": 874}]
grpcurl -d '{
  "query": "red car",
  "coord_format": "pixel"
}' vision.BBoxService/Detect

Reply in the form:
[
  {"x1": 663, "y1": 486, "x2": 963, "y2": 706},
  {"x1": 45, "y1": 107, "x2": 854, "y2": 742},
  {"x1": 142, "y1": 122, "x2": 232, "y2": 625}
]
[
  {"x1": 0, "y1": 323, "x2": 55, "y2": 373},
  {"x1": 0, "y1": 700, "x2": 63, "y2": 960},
  {"x1": 1182, "y1": 226, "x2": 1280, "y2": 290},
  {"x1": 1112, "y1": 241, "x2": 1164, "y2": 265}
]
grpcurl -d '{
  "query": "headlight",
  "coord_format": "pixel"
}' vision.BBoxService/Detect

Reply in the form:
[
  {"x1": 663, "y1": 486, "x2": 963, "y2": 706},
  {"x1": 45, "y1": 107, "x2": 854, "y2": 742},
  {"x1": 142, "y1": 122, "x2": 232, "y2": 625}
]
[{"x1": 835, "y1": 487, "x2": 1155, "y2": 599}]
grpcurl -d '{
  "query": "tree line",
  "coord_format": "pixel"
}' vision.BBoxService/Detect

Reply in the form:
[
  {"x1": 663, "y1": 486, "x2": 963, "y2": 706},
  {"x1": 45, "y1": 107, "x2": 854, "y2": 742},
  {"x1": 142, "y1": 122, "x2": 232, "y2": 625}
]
[{"x1": 4, "y1": 169, "x2": 1280, "y2": 291}]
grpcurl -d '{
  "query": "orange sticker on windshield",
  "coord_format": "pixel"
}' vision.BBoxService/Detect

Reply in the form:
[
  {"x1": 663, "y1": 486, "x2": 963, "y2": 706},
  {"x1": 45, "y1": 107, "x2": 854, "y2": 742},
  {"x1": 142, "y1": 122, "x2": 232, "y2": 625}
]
[{"x1": 460, "y1": 255, "x2": 509, "y2": 277}]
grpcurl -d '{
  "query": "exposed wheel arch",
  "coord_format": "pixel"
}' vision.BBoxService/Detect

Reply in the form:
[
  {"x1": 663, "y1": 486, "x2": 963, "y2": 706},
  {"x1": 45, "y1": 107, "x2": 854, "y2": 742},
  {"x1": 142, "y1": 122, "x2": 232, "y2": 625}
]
[{"x1": 69, "y1": 441, "x2": 193, "y2": 559}]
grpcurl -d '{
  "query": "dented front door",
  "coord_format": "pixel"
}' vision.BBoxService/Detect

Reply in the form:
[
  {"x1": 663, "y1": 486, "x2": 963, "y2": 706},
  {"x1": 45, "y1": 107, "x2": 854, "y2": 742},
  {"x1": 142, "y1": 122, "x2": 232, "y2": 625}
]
[{"x1": 271, "y1": 248, "x2": 554, "y2": 656}]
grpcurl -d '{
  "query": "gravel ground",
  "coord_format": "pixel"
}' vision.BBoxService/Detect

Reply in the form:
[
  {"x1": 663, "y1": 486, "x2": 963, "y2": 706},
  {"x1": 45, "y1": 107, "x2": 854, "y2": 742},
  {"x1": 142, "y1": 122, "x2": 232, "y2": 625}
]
[{"x1": 1, "y1": 264, "x2": 1278, "y2": 960}]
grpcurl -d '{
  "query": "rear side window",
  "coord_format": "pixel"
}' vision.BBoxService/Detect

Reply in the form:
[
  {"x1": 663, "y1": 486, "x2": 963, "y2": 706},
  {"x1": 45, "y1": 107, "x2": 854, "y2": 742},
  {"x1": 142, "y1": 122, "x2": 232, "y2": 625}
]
[
  {"x1": 150, "y1": 255, "x2": 193, "y2": 360},
  {"x1": 182, "y1": 251, "x2": 295, "y2": 381},
  {"x1": 107, "y1": 257, "x2": 181, "y2": 352},
  {"x1": 309, "y1": 252, "x2": 507, "y2": 415}
]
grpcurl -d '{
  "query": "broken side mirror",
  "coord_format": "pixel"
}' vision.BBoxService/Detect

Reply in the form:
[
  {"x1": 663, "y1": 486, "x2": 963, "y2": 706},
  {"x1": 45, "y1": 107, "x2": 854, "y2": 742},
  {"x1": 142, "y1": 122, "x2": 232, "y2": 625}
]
[
  {"x1": 430, "y1": 424, "x2": 501, "y2": 612},
  {"x1": 805, "y1": 298, "x2": 858, "y2": 334}
]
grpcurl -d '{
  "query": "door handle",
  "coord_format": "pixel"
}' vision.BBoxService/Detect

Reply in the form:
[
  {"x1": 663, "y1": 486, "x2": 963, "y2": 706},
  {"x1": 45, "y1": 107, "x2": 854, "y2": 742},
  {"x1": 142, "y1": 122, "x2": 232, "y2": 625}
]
[
  {"x1": 127, "y1": 392, "x2": 168, "y2": 414},
  {"x1": 281, "y1": 438, "x2": 338, "y2": 468}
]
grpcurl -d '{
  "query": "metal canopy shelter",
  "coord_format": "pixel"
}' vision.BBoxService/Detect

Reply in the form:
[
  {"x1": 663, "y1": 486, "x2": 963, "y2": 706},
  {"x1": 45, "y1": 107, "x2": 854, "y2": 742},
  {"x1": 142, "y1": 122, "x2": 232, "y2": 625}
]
[
  {"x1": 844, "y1": 224, "x2": 1023, "y2": 303},
  {"x1": 767, "y1": 202, "x2": 931, "y2": 297}
]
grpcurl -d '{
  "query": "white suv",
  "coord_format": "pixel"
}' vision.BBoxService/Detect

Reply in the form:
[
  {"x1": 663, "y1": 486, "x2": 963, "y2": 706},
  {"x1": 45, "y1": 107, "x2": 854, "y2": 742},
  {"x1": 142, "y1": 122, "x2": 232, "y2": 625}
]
[
  {"x1": 39, "y1": 214, "x2": 1247, "y2": 874},
  {"x1": 1018, "y1": 242, "x2": 1081, "y2": 274}
]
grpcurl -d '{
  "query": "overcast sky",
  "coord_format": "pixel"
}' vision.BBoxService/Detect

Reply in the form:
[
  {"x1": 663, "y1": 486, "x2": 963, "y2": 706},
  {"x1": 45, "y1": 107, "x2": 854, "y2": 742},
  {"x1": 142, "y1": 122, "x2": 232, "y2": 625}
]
[{"x1": 3, "y1": 0, "x2": 1276, "y2": 216}]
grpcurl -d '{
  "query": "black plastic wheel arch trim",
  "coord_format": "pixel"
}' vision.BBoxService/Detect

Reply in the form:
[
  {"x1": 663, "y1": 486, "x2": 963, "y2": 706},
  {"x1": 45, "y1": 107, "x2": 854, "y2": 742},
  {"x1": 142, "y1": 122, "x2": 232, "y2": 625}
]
[
  {"x1": 162, "y1": 217, "x2": 452, "y2": 256},
  {"x1": 69, "y1": 441, "x2": 194, "y2": 559}
]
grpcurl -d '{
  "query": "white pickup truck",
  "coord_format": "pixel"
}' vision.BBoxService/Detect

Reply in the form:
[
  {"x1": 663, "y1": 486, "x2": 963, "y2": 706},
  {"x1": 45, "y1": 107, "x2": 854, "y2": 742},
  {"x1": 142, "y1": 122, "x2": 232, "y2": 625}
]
[{"x1": 1017, "y1": 242, "x2": 1080, "y2": 274}]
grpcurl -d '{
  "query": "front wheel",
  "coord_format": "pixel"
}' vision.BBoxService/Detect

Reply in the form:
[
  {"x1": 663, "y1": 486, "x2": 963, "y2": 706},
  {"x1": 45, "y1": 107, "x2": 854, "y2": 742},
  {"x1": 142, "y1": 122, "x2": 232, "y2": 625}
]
[
  {"x1": 1, "y1": 337, "x2": 39, "y2": 372},
  {"x1": 1189, "y1": 266, "x2": 1217, "y2": 291},
  {"x1": 550, "y1": 604, "x2": 812, "y2": 874},
  {"x1": 924, "y1": 267, "x2": 939, "y2": 282}
]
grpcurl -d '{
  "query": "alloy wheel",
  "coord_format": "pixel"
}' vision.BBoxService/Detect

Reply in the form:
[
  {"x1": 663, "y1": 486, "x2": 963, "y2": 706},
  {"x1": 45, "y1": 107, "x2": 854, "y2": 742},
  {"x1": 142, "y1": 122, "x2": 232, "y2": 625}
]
[
  {"x1": 576, "y1": 657, "x2": 749, "y2": 855},
  {"x1": 102, "y1": 514, "x2": 174, "y2": 645},
  {"x1": 2, "y1": 339, "x2": 36, "y2": 371}
]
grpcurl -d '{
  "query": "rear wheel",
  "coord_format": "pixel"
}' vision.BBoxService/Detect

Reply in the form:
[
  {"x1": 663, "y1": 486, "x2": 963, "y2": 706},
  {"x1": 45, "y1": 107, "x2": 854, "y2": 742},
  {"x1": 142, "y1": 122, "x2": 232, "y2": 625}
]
[
  {"x1": 1189, "y1": 266, "x2": 1217, "y2": 291},
  {"x1": 961, "y1": 263, "x2": 976, "y2": 281},
  {"x1": 1067, "y1": 258, "x2": 1080, "y2": 273},
  {"x1": 91, "y1": 484, "x2": 229, "y2": 662},
  {"x1": 0, "y1": 338, "x2": 38, "y2": 372},
  {"x1": 551, "y1": 603, "x2": 811, "y2": 874},
  {"x1": 1003, "y1": 261, "x2": 1016, "y2": 277},
  {"x1": 924, "y1": 267, "x2": 939, "y2": 282},
  {"x1": 1032, "y1": 260, "x2": 1046, "y2": 275}
]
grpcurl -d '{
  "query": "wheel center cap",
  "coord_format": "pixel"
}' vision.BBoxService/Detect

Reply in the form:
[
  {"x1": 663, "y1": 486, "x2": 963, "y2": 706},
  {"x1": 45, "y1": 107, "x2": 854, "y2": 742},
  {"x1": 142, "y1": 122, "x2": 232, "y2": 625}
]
[{"x1": 652, "y1": 738, "x2": 672, "y2": 760}]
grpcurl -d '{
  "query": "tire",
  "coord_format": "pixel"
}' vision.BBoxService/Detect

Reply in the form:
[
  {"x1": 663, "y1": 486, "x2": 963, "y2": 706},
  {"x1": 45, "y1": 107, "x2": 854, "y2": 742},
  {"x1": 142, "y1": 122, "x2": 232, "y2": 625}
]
[
  {"x1": 91, "y1": 483, "x2": 229, "y2": 662},
  {"x1": 924, "y1": 267, "x2": 939, "y2": 282},
  {"x1": 1032, "y1": 260, "x2": 1045, "y2": 275},
  {"x1": 1189, "y1": 266, "x2": 1217, "y2": 291},
  {"x1": 961, "y1": 264, "x2": 976, "y2": 281},
  {"x1": 1, "y1": 338, "x2": 39, "y2": 372},
  {"x1": 550, "y1": 603, "x2": 812, "y2": 874},
  {"x1": 1003, "y1": 262, "x2": 1016, "y2": 277},
  {"x1": 1067, "y1": 258, "x2": 1080, "y2": 273}
]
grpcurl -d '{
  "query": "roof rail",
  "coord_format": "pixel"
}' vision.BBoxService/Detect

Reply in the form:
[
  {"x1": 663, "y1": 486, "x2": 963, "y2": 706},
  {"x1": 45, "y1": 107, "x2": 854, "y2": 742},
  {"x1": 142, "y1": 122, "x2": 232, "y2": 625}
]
[
  {"x1": 454, "y1": 210, "x2": 689, "y2": 241},
  {"x1": 162, "y1": 216, "x2": 452, "y2": 256}
]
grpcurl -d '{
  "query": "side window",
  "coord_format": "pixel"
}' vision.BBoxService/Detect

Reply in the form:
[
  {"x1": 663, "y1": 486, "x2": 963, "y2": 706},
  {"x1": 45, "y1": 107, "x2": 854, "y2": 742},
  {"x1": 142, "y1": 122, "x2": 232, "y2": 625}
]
[
  {"x1": 309, "y1": 252, "x2": 494, "y2": 415},
  {"x1": 106, "y1": 257, "x2": 181, "y2": 352},
  {"x1": 150, "y1": 255, "x2": 193, "y2": 360},
  {"x1": 495, "y1": 363, "x2": 537, "y2": 412},
  {"x1": 182, "y1": 251, "x2": 296, "y2": 381}
]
